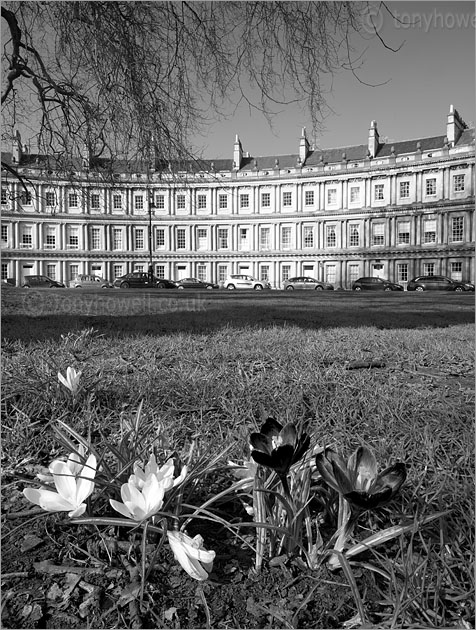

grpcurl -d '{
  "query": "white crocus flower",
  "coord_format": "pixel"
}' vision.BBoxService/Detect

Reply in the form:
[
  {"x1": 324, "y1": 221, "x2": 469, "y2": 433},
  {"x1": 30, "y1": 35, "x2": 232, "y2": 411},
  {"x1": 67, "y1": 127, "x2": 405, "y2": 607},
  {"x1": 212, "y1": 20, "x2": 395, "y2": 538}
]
[
  {"x1": 58, "y1": 367, "x2": 82, "y2": 395},
  {"x1": 36, "y1": 443, "x2": 87, "y2": 484},
  {"x1": 23, "y1": 452, "x2": 96, "y2": 518},
  {"x1": 167, "y1": 531, "x2": 215, "y2": 581},
  {"x1": 109, "y1": 474, "x2": 166, "y2": 521},
  {"x1": 129, "y1": 454, "x2": 187, "y2": 492}
]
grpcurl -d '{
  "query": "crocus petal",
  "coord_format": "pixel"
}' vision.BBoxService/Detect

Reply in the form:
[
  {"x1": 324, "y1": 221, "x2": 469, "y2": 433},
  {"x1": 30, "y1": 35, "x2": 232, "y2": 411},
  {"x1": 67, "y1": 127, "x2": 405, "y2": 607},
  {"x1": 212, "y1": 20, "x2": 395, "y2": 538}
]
[
  {"x1": 58, "y1": 371, "x2": 71, "y2": 391},
  {"x1": 142, "y1": 475, "x2": 165, "y2": 515},
  {"x1": 51, "y1": 460, "x2": 77, "y2": 502},
  {"x1": 345, "y1": 488, "x2": 393, "y2": 510},
  {"x1": 349, "y1": 446, "x2": 378, "y2": 492},
  {"x1": 110, "y1": 498, "x2": 135, "y2": 519},
  {"x1": 173, "y1": 465, "x2": 188, "y2": 487},
  {"x1": 371, "y1": 462, "x2": 407, "y2": 496},
  {"x1": 315, "y1": 448, "x2": 345, "y2": 493},
  {"x1": 250, "y1": 449, "x2": 276, "y2": 469},
  {"x1": 68, "y1": 504, "x2": 87, "y2": 518},
  {"x1": 259, "y1": 417, "x2": 283, "y2": 437},
  {"x1": 271, "y1": 444, "x2": 295, "y2": 475},
  {"x1": 24, "y1": 487, "x2": 75, "y2": 512},
  {"x1": 291, "y1": 433, "x2": 311, "y2": 465},
  {"x1": 75, "y1": 454, "x2": 97, "y2": 504},
  {"x1": 122, "y1": 482, "x2": 146, "y2": 515},
  {"x1": 279, "y1": 423, "x2": 297, "y2": 446},
  {"x1": 331, "y1": 459, "x2": 354, "y2": 495},
  {"x1": 250, "y1": 433, "x2": 272, "y2": 454},
  {"x1": 167, "y1": 531, "x2": 214, "y2": 581}
]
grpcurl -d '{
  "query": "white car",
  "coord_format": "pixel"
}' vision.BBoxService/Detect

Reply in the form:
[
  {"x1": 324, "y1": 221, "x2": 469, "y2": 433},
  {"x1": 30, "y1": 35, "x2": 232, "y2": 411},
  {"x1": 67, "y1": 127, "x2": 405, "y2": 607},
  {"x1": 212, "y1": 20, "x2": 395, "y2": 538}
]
[{"x1": 223, "y1": 274, "x2": 271, "y2": 290}]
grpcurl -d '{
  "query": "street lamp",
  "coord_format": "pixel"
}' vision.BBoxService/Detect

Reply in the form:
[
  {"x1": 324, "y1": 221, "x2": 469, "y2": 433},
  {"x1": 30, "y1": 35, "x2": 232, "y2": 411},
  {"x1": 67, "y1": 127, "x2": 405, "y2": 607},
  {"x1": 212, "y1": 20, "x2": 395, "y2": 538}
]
[{"x1": 148, "y1": 184, "x2": 155, "y2": 285}]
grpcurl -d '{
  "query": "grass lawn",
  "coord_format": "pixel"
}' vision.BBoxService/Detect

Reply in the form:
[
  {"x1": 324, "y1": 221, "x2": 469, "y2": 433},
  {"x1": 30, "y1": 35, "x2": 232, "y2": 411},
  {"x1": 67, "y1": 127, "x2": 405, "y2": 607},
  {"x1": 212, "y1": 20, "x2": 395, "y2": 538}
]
[{"x1": 1, "y1": 290, "x2": 474, "y2": 628}]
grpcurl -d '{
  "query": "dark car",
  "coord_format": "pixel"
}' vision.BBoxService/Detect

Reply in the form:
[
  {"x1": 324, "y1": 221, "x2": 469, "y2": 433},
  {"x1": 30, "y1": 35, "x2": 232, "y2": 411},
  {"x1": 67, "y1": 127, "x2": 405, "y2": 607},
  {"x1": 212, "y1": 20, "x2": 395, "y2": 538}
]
[
  {"x1": 284, "y1": 277, "x2": 334, "y2": 291},
  {"x1": 175, "y1": 277, "x2": 219, "y2": 290},
  {"x1": 156, "y1": 279, "x2": 178, "y2": 289},
  {"x1": 113, "y1": 272, "x2": 160, "y2": 289},
  {"x1": 407, "y1": 275, "x2": 474, "y2": 292},
  {"x1": 352, "y1": 277, "x2": 403, "y2": 291},
  {"x1": 22, "y1": 275, "x2": 65, "y2": 288}
]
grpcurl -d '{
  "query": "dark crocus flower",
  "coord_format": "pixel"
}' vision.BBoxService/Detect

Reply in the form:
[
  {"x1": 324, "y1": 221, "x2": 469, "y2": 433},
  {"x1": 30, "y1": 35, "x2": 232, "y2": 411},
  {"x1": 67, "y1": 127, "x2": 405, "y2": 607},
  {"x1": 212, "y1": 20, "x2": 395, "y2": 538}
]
[
  {"x1": 315, "y1": 445, "x2": 406, "y2": 511},
  {"x1": 250, "y1": 418, "x2": 311, "y2": 476}
]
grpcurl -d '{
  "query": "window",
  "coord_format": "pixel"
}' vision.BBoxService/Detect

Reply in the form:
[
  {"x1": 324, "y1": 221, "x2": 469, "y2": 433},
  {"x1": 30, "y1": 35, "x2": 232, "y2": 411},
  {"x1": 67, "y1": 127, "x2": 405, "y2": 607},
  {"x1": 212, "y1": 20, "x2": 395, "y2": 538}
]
[
  {"x1": 69, "y1": 264, "x2": 79, "y2": 280},
  {"x1": 260, "y1": 227, "x2": 270, "y2": 250},
  {"x1": 134, "y1": 195, "x2": 144, "y2": 211},
  {"x1": 423, "y1": 219, "x2": 436, "y2": 243},
  {"x1": 135, "y1": 228, "x2": 145, "y2": 249},
  {"x1": 176, "y1": 228, "x2": 186, "y2": 249},
  {"x1": 90, "y1": 227, "x2": 101, "y2": 250},
  {"x1": 176, "y1": 194, "x2": 186, "y2": 210},
  {"x1": 21, "y1": 226, "x2": 33, "y2": 248},
  {"x1": 350, "y1": 186, "x2": 360, "y2": 203},
  {"x1": 283, "y1": 191, "x2": 292, "y2": 207},
  {"x1": 134, "y1": 264, "x2": 145, "y2": 272},
  {"x1": 374, "y1": 184, "x2": 384, "y2": 201},
  {"x1": 397, "y1": 221, "x2": 410, "y2": 244},
  {"x1": 91, "y1": 193, "x2": 100, "y2": 210},
  {"x1": 348, "y1": 264, "x2": 359, "y2": 284},
  {"x1": 197, "y1": 265, "x2": 206, "y2": 281},
  {"x1": 113, "y1": 265, "x2": 123, "y2": 279},
  {"x1": 326, "y1": 225, "x2": 336, "y2": 248},
  {"x1": 349, "y1": 225, "x2": 359, "y2": 247},
  {"x1": 22, "y1": 190, "x2": 32, "y2": 205},
  {"x1": 156, "y1": 228, "x2": 165, "y2": 248},
  {"x1": 399, "y1": 181, "x2": 410, "y2": 198},
  {"x1": 261, "y1": 192, "x2": 271, "y2": 208},
  {"x1": 113, "y1": 228, "x2": 123, "y2": 250},
  {"x1": 155, "y1": 194, "x2": 165, "y2": 210},
  {"x1": 240, "y1": 193, "x2": 249, "y2": 209},
  {"x1": 372, "y1": 223, "x2": 385, "y2": 246},
  {"x1": 156, "y1": 265, "x2": 165, "y2": 279},
  {"x1": 1, "y1": 225, "x2": 8, "y2": 243},
  {"x1": 197, "y1": 228, "x2": 207, "y2": 250},
  {"x1": 1, "y1": 263, "x2": 8, "y2": 280},
  {"x1": 239, "y1": 228, "x2": 249, "y2": 250},
  {"x1": 326, "y1": 265, "x2": 336, "y2": 285},
  {"x1": 327, "y1": 188, "x2": 337, "y2": 205},
  {"x1": 218, "y1": 228, "x2": 228, "y2": 249},
  {"x1": 450, "y1": 262, "x2": 463, "y2": 282},
  {"x1": 197, "y1": 194, "x2": 207, "y2": 210},
  {"x1": 453, "y1": 174, "x2": 465, "y2": 192},
  {"x1": 425, "y1": 178, "x2": 436, "y2": 196},
  {"x1": 45, "y1": 226, "x2": 56, "y2": 249},
  {"x1": 397, "y1": 264, "x2": 408, "y2": 283},
  {"x1": 451, "y1": 217, "x2": 464, "y2": 242},
  {"x1": 218, "y1": 194, "x2": 228, "y2": 210},
  {"x1": 1, "y1": 189, "x2": 7, "y2": 205},
  {"x1": 281, "y1": 265, "x2": 291, "y2": 282},
  {"x1": 281, "y1": 226, "x2": 292, "y2": 249},
  {"x1": 303, "y1": 226, "x2": 314, "y2": 248},
  {"x1": 305, "y1": 190, "x2": 314, "y2": 206},
  {"x1": 260, "y1": 266, "x2": 270, "y2": 282},
  {"x1": 218, "y1": 265, "x2": 227, "y2": 283},
  {"x1": 113, "y1": 194, "x2": 123, "y2": 211},
  {"x1": 46, "y1": 192, "x2": 56, "y2": 207},
  {"x1": 46, "y1": 264, "x2": 56, "y2": 280},
  {"x1": 68, "y1": 193, "x2": 78, "y2": 208},
  {"x1": 423, "y1": 263, "x2": 435, "y2": 276},
  {"x1": 67, "y1": 227, "x2": 79, "y2": 249}
]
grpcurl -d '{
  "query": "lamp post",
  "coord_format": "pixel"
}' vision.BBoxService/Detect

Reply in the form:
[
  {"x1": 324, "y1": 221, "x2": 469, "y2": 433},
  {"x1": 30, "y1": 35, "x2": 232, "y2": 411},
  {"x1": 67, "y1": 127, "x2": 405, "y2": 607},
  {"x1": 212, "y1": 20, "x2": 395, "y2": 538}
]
[{"x1": 148, "y1": 182, "x2": 154, "y2": 285}]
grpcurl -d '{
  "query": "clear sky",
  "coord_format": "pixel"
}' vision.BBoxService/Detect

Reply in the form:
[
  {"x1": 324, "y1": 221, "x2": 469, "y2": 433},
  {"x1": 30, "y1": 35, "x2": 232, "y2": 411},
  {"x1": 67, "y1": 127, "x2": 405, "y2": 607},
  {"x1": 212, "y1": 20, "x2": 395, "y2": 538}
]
[{"x1": 190, "y1": 1, "x2": 475, "y2": 159}]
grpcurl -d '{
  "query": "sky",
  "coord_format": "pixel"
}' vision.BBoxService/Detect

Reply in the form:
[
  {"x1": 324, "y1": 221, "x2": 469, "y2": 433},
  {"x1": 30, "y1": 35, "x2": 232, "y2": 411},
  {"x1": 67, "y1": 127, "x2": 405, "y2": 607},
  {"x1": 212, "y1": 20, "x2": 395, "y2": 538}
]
[{"x1": 190, "y1": 1, "x2": 475, "y2": 159}]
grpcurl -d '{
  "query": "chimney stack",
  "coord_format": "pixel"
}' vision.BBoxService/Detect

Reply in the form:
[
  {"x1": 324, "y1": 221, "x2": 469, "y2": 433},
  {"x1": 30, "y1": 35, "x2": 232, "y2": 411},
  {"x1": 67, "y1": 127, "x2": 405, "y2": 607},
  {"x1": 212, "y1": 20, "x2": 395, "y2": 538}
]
[
  {"x1": 446, "y1": 104, "x2": 467, "y2": 146},
  {"x1": 12, "y1": 130, "x2": 23, "y2": 164},
  {"x1": 233, "y1": 134, "x2": 243, "y2": 170},
  {"x1": 368, "y1": 120, "x2": 380, "y2": 158},
  {"x1": 299, "y1": 127, "x2": 310, "y2": 165}
]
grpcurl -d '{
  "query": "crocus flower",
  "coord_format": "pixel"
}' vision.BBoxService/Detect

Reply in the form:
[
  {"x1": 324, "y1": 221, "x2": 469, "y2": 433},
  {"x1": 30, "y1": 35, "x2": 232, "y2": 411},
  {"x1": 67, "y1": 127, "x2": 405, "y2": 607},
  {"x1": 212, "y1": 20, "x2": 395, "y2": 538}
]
[
  {"x1": 58, "y1": 367, "x2": 82, "y2": 395},
  {"x1": 250, "y1": 418, "x2": 311, "y2": 476},
  {"x1": 315, "y1": 445, "x2": 406, "y2": 510},
  {"x1": 23, "y1": 452, "x2": 96, "y2": 518},
  {"x1": 167, "y1": 530, "x2": 215, "y2": 581},
  {"x1": 129, "y1": 454, "x2": 187, "y2": 492},
  {"x1": 109, "y1": 474, "x2": 166, "y2": 521}
]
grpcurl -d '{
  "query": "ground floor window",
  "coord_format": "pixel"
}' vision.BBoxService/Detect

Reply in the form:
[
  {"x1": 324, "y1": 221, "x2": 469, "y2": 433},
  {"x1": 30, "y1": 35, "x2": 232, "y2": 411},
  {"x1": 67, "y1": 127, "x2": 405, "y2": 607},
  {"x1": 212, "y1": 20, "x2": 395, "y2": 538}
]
[
  {"x1": 1, "y1": 262, "x2": 8, "y2": 280},
  {"x1": 217, "y1": 265, "x2": 227, "y2": 283},
  {"x1": 134, "y1": 264, "x2": 145, "y2": 272},
  {"x1": 423, "y1": 262, "x2": 435, "y2": 276},
  {"x1": 281, "y1": 265, "x2": 291, "y2": 282},
  {"x1": 156, "y1": 265, "x2": 165, "y2": 279},
  {"x1": 46, "y1": 264, "x2": 56, "y2": 280},
  {"x1": 260, "y1": 265, "x2": 270, "y2": 282},
  {"x1": 325, "y1": 265, "x2": 336, "y2": 285},
  {"x1": 197, "y1": 265, "x2": 206, "y2": 281},
  {"x1": 113, "y1": 265, "x2": 124, "y2": 279},
  {"x1": 397, "y1": 263, "x2": 408, "y2": 282},
  {"x1": 69, "y1": 264, "x2": 79, "y2": 280},
  {"x1": 450, "y1": 262, "x2": 463, "y2": 282},
  {"x1": 348, "y1": 264, "x2": 359, "y2": 284}
]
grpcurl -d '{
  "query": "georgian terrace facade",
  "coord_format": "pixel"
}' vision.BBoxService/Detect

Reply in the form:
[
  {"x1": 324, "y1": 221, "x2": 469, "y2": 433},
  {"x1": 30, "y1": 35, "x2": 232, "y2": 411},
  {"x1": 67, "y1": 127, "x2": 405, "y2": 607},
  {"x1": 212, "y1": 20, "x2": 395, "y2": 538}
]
[{"x1": 1, "y1": 105, "x2": 474, "y2": 289}]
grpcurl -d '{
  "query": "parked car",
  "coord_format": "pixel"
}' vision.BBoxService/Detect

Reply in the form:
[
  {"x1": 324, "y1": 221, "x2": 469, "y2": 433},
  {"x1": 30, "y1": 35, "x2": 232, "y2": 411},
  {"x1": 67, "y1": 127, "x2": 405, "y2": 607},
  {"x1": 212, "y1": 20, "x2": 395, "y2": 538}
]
[
  {"x1": 223, "y1": 274, "x2": 271, "y2": 290},
  {"x1": 113, "y1": 272, "x2": 159, "y2": 289},
  {"x1": 69, "y1": 274, "x2": 113, "y2": 289},
  {"x1": 352, "y1": 277, "x2": 403, "y2": 291},
  {"x1": 407, "y1": 275, "x2": 474, "y2": 292},
  {"x1": 175, "y1": 277, "x2": 219, "y2": 290},
  {"x1": 156, "y1": 279, "x2": 178, "y2": 289},
  {"x1": 22, "y1": 275, "x2": 65, "y2": 288},
  {"x1": 284, "y1": 277, "x2": 334, "y2": 291}
]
